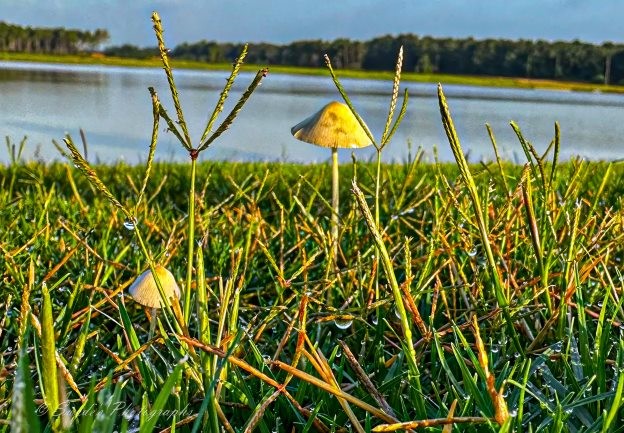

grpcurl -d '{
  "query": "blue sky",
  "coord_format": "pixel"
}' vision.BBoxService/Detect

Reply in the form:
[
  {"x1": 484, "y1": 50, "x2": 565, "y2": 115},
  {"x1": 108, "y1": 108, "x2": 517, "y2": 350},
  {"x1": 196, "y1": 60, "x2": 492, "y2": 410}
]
[{"x1": 1, "y1": 0, "x2": 621, "y2": 46}]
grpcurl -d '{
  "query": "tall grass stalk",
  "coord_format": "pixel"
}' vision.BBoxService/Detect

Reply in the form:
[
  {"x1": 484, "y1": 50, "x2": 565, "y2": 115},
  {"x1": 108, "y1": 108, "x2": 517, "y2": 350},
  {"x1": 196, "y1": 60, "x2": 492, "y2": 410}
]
[
  {"x1": 352, "y1": 181, "x2": 426, "y2": 414},
  {"x1": 150, "y1": 12, "x2": 266, "y2": 324},
  {"x1": 437, "y1": 84, "x2": 523, "y2": 355},
  {"x1": 324, "y1": 47, "x2": 408, "y2": 314},
  {"x1": 52, "y1": 12, "x2": 265, "y2": 431}
]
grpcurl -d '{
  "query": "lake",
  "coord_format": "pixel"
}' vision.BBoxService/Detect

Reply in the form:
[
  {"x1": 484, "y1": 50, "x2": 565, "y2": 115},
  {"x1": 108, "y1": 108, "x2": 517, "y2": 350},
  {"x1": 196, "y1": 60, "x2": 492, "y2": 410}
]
[{"x1": 2, "y1": 60, "x2": 624, "y2": 165}]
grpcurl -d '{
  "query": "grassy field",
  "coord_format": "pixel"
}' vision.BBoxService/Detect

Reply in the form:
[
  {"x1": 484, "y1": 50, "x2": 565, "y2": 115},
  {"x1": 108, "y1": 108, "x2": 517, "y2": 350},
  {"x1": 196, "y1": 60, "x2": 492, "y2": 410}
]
[
  {"x1": 2, "y1": 131, "x2": 624, "y2": 431},
  {"x1": 3, "y1": 50, "x2": 624, "y2": 94}
]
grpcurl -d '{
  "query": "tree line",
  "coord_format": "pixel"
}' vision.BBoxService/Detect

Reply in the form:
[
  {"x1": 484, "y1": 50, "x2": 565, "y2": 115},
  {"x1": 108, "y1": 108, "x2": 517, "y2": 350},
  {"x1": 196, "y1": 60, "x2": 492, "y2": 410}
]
[
  {"x1": 0, "y1": 21, "x2": 109, "y2": 54},
  {"x1": 106, "y1": 35, "x2": 624, "y2": 85},
  {"x1": 3, "y1": 19, "x2": 623, "y2": 85}
]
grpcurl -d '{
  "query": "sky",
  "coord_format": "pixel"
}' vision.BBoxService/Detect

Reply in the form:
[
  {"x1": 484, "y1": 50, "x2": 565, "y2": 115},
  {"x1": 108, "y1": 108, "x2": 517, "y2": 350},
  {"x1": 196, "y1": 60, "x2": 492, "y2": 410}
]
[{"x1": 0, "y1": 0, "x2": 622, "y2": 47}]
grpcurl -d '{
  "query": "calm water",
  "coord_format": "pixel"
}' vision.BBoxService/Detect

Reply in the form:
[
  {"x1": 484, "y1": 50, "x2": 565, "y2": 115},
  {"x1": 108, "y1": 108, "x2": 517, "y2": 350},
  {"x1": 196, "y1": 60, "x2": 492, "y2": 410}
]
[{"x1": 2, "y1": 60, "x2": 624, "y2": 165}]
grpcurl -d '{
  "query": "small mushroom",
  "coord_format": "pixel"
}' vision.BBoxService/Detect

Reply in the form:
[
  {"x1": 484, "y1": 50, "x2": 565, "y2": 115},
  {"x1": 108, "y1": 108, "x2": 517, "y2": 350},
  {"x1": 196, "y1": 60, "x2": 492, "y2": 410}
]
[
  {"x1": 291, "y1": 101, "x2": 372, "y2": 264},
  {"x1": 128, "y1": 265, "x2": 180, "y2": 337},
  {"x1": 128, "y1": 265, "x2": 180, "y2": 309}
]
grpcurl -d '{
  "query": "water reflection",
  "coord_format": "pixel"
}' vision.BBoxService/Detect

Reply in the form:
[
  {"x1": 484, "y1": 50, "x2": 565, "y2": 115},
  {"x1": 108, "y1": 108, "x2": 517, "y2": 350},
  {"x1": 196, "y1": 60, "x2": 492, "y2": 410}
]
[
  {"x1": 1, "y1": 61, "x2": 624, "y2": 164},
  {"x1": 0, "y1": 66, "x2": 105, "y2": 86}
]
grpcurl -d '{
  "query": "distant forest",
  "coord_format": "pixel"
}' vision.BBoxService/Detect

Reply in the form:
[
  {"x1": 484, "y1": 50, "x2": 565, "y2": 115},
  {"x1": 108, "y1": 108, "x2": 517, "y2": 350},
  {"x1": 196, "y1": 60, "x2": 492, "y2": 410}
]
[
  {"x1": 0, "y1": 21, "x2": 109, "y2": 54},
  {"x1": 3, "y1": 19, "x2": 624, "y2": 84},
  {"x1": 105, "y1": 35, "x2": 624, "y2": 85}
]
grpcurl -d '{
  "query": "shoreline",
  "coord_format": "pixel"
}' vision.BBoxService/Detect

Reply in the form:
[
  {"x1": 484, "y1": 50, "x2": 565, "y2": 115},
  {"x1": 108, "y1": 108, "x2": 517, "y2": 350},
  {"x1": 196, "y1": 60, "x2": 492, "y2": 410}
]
[{"x1": 3, "y1": 51, "x2": 624, "y2": 94}]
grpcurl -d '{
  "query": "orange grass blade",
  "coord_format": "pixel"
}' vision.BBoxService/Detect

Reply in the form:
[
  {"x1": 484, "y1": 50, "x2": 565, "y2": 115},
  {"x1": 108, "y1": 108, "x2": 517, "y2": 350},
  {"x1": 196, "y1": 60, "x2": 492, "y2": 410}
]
[{"x1": 472, "y1": 315, "x2": 509, "y2": 425}]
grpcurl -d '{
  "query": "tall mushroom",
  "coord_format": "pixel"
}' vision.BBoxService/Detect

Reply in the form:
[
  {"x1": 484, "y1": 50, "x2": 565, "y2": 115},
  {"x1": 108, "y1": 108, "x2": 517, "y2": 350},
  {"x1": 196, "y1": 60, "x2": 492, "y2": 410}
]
[
  {"x1": 291, "y1": 101, "x2": 372, "y2": 264},
  {"x1": 128, "y1": 265, "x2": 181, "y2": 337}
]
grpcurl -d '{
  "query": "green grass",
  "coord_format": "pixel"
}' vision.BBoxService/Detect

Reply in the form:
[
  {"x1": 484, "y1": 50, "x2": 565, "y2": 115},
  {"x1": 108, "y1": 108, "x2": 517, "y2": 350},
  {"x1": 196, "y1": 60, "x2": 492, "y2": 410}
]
[
  {"x1": 2, "y1": 137, "x2": 624, "y2": 432},
  {"x1": 3, "y1": 50, "x2": 624, "y2": 94}
]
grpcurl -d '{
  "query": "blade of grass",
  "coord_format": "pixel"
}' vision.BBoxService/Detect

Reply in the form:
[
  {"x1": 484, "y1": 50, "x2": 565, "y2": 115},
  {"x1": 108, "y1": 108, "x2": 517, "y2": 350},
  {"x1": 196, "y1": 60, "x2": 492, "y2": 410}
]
[
  {"x1": 40, "y1": 280, "x2": 60, "y2": 420},
  {"x1": 11, "y1": 324, "x2": 41, "y2": 433},
  {"x1": 139, "y1": 362, "x2": 184, "y2": 433}
]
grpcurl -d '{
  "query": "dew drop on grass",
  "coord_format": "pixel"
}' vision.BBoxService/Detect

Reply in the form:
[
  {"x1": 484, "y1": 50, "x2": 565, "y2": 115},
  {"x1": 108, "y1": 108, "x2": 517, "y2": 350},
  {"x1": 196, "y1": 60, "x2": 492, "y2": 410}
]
[
  {"x1": 262, "y1": 354, "x2": 271, "y2": 364},
  {"x1": 123, "y1": 219, "x2": 135, "y2": 231},
  {"x1": 334, "y1": 318, "x2": 353, "y2": 330},
  {"x1": 552, "y1": 342, "x2": 562, "y2": 353},
  {"x1": 468, "y1": 248, "x2": 478, "y2": 257}
]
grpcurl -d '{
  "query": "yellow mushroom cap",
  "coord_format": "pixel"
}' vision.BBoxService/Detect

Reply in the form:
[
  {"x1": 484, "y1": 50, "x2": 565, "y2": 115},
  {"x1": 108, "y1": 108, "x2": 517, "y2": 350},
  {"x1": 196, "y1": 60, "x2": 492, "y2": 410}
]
[
  {"x1": 128, "y1": 265, "x2": 180, "y2": 309},
  {"x1": 291, "y1": 101, "x2": 372, "y2": 149}
]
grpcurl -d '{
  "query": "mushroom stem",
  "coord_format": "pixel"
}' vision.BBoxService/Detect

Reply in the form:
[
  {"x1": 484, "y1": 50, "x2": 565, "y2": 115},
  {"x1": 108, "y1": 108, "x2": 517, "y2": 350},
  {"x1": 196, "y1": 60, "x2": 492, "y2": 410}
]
[
  {"x1": 331, "y1": 147, "x2": 339, "y2": 267},
  {"x1": 148, "y1": 307, "x2": 158, "y2": 340}
]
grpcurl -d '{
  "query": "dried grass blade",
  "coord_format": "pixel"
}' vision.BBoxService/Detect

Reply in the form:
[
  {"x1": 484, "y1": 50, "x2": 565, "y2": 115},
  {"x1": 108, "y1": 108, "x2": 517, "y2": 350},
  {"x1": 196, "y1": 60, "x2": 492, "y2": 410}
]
[
  {"x1": 271, "y1": 360, "x2": 396, "y2": 423},
  {"x1": 441, "y1": 399, "x2": 458, "y2": 433},
  {"x1": 372, "y1": 416, "x2": 491, "y2": 432},
  {"x1": 338, "y1": 340, "x2": 397, "y2": 419},
  {"x1": 472, "y1": 315, "x2": 509, "y2": 425}
]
